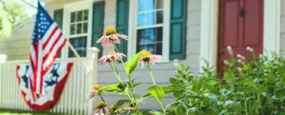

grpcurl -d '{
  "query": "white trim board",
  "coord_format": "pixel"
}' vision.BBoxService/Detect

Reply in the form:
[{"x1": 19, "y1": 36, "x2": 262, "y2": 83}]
[{"x1": 199, "y1": 0, "x2": 281, "y2": 72}]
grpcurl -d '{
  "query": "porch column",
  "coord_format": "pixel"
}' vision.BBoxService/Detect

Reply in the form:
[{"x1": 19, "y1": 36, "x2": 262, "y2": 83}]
[
  {"x1": 263, "y1": 0, "x2": 281, "y2": 56},
  {"x1": 199, "y1": 0, "x2": 219, "y2": 72},
  {"x1": 87, "y1": 47, "x2": 100, "y2": 115}
]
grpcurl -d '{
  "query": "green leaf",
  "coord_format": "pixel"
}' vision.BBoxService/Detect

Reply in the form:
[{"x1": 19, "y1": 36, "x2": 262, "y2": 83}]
[
  {"x1": 102, "y1": 83, "x2": 124, "y2": 92},
  {"x1": 138, "y1": 92, "x2": 151, "y2": 103},
  {"x1": 276, "y1": 88, "x2": 285, "y2": 98},
  {"x1": 218, "y1": 110, "x2": 227, "y2": 115},
  {"x1": 201, "y1": 107, "x2": 216, "y2": 115},
  {"x1": 142, "y1": 110, "x2": 162, "y2": 115},
  {"x1": 134, "y1": 83, "x2": 143, "y2": 87},
  {"x1": 161, "y1": 86, "x2": 176, "y2": 94},
  {"x1": 170, "y1": 78, "x2": 178, "y2": 85},
  {"x1": 114, "y1": 108, "x2": 133, "y2": 114},
  {"x1": 113, "y1": 99, "x2": 131, "y2": 108},
  {"x1": 147, "y1": 85, "x2": 165, "y2": 102},
  {"x1": 126, "y1": 50, "x2": 145, "y2": 75},
  {"x1": 175, "y1": 104, "x2": 187, "y2": 115},
  {"x1": 165, "y1": 101, "x2": 181, "y2": 110}
]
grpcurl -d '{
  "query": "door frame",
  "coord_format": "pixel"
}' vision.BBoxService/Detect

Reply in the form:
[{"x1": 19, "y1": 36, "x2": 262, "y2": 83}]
[{"x1": 199, "y1": 0, "x2": 281, "y2": 72}]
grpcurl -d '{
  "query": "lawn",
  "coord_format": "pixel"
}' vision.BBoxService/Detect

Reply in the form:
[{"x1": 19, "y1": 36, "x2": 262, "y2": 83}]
[{"x1": 0, "y1": 109, "x2": 70, "y2": 115}]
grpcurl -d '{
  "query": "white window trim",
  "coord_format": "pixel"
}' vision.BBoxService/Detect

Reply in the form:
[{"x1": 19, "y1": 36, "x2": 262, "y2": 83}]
[
  {"x1": 128, "y1": 0, "x2": 170, "y2": 62},
  {"x1": 62, "y1": 0, "x2": 93, "y2": 58},
  {"x1": 199, "y1": 0, "x2": 281, "y2": 72}
]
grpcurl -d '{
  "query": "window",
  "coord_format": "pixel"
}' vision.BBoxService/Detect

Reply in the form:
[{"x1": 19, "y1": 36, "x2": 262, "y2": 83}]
[
  {"x1": 136, "y1": 0, "x2": 164, "y2": 55},
  {"x1": 68, "y1": 10, "x2": 89, "y2": 57},
  {"x1": 63, "y1": 0, "x2": 93, "y2": 58},
  {"x1": 129, "y1": 0, "x2": 170, "y2": 61}
]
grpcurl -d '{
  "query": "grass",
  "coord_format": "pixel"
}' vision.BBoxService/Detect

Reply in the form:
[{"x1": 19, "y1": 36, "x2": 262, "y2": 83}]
[{"x1": 0, "y1": 109, "x2": 70, "y2": 115}]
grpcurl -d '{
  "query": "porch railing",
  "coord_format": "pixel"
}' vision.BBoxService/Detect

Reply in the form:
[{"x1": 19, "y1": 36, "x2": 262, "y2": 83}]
[{"x1": 0, "y1": 47, "x2": 99, "y2": 115}]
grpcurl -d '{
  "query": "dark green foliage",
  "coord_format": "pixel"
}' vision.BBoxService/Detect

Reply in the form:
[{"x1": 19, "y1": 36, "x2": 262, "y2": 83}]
[{"x1": 166, "y1": 53, "x2": 285, "y2": 115}]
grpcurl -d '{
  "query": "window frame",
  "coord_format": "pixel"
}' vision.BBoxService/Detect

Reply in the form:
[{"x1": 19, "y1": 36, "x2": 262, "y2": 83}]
[
  {"x1": 128, "y1": 0, "x2": 170, "y2": 62},
  {"x1": 62, "y1": 0, "x2": 93, "y2": 58}
]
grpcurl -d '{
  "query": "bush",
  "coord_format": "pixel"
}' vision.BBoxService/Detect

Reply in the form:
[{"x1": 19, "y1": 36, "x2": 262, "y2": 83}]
[{"x1": 167, "y1": 50, "x2": 285, "y2": 115}]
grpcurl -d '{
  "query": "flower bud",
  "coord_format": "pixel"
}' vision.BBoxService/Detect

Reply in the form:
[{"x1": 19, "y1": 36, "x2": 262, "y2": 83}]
[
  {"x1": 259, "y1": 54, "x2": 263, "y2": 58},
  {"x1": 246, "y1": 46, "x2": 254, "y2": 53},
  {"x1": 237, "y1": 59, "x2": 244, "y2": 64},
  {"x1": 93, "y1": 84, "x2": 102, "y2": 90},
  {"x1": 237, "y1": 67, "x2": 242, "y2": 72},
  {"x1": 223, "y1": 60, "x2": 230, "y2": 65},
  {"x1": 262, "y1": 92, "x2": 266, "y2": 97},
  {"x1": 96, "y1": 101, "x2": 107, "y2": 109},
  {"x1": 105, "y1": 27, "x2": 118, "y2": 35},
  {"x1": 227, "y1": 46, "x2": 233, "y2": 55},
  {"x1": 237, "y1": 54, "x2": 246, "y2": 60}
]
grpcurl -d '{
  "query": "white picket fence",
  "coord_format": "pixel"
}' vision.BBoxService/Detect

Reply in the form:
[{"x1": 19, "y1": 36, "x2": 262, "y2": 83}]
[{"x1": 0, "y1": 48, "x2": 99, "y2": 115}]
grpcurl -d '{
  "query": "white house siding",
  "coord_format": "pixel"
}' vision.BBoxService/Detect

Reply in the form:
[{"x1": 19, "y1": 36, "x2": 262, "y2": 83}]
[
  {"x1": 281, "y1": 1, "x2": 285, "y2": 56},
  {"x1": 0, "y1": 17, "x2": 35, "y2": 60}
]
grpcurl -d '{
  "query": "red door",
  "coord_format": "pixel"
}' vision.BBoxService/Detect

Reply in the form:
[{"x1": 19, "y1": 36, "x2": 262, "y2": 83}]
[{"x1": 218, "y1": 0, "x2": 263, "y2": 77}]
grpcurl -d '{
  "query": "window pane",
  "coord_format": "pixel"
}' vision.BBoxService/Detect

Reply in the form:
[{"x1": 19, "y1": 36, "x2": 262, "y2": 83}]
[
  {"x1": 70, "y1": 24, "x2": 75, "y2": 35},
  {"x1": 156, "y1": 11, "x2": 163, "y2": 24},
  {"x1": 138, "y1": 12, "x2": 155, "y2": 27},
  {"x1": 77, "y1": 11, "x2": 83, "y2": 21},
  {"x1": 68, "y1": 37, "x2": 87, "y2": 57},
  {"x1": 83, "y1": 22, "x2": 88, "y2": 33},
  {"x1": 157, "y1": 0, "x2": 163, "y2": 9},
  {"x1": 76, "y1": 23, "x2": 82, "y2": 34},
  {"x1": 71, "y1": 12, "x2": 76, "y2": 23},
  {"x1": 83, "y1": 10, "x2": 88, "y2": 21},
  {"x1": 137, "y1": 27, "x2": 163, "y2": 54},
  {"x1": 138, "y1": 11, "x2": 163, "y2": 26},
  {"x1": 138, "y1": 0, "x2": 155, "y2": 12}
]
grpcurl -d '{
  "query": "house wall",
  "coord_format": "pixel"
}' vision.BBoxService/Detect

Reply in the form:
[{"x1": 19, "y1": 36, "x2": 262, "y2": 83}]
[
  {"x1": 0, "y1": 17, "x2": 35, "y2": 60},
  {"x1": 94, "y1": 0, "x2": 201, "y2": 109},
  {"x1": 45, "y1": 0, "x2": 201, "y2": 109}
]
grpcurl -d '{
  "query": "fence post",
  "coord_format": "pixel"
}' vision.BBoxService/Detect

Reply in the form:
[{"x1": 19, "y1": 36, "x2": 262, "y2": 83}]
[
  {"x1": 0, "y1": 54, "x2": 7, "y2": 109},
  {"x1": 87, "y1": 47, "x2": 100, "y2": 115}
]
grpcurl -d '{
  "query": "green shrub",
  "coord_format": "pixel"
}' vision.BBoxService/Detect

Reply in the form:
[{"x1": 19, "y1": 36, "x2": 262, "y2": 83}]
[{"x1": 167, "y1": 50, "x2": 285, "y2": 115}]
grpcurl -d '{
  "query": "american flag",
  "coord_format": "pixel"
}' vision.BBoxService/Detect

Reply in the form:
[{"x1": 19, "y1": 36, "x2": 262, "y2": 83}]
[{"x1": 29, "y1": 2, "x2": 67, "y2": 95}]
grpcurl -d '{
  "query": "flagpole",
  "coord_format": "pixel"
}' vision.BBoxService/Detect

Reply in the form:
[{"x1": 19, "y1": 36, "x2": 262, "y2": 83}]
[
  {"x1": 66, "y1": 40, "x2": 91, "y2": 72},
  {"x1": 67, "y1": 41, "x2": 82, "y2": 58}
]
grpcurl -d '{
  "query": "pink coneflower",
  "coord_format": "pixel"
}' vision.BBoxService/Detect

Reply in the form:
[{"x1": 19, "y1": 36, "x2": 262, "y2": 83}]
[
  {"x1": 138, "y1": 51, "x2": 162, "y2": 68},
  {"x1": 97, "y1": 27, "x2": 128, "y2": 46},
  {"x1": 98, "y1": 51, "x2": 126, "y2": 66},
  {"x1": 92, "y1": 102, "x2": 109, "y2": 115},
  {"x1": 86, "y1": 84, "x2": 102, "y2": 101}
]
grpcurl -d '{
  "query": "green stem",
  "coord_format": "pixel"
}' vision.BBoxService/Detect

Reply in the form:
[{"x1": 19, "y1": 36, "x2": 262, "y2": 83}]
[
  {"x1": 114, "y1": 45, "x2": 128, "y2": 73},
  {"x1": 127, "y1": 74, "x2": 140, "y2": 113},
  {"x1": 114, "y1": 45, "x2": 140, "y2": 113},
  {"x1": 109, "y1": 62, "x2": 134, "y2": 105},
  {"x1": 99, "y1": 94, "x2": 106, "y2": 103},
  {"x1": 113, "y1": 44, "x2": 141, "y2": 113},
  {"x1": 109, "y1": 63, "x2": 124, "y2": 84},
  {"x1": 147, "y1": 64, "x2": 156, "y2": 85},
  {"x1": 158, "y1": 101, "x2": 166, "y2": 115},
  {"x1": 245, "y1": 96, "x2": 248, "y2": 115},
  {"x1": 99, "y1": 95, "x2": 107, "y2": 114},
  {"x1": 110, "y1": 61, "x2": 140, "y2": 113},
  {"x1": 256, "y1": 93, "x2": 260, "y2": 114}
]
